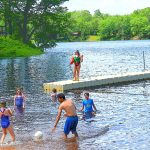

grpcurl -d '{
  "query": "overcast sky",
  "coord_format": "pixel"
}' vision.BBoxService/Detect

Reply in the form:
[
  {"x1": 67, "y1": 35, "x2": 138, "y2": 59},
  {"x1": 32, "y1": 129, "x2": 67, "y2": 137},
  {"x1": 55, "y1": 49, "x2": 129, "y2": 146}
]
[{"x1": 63, "y1": 0, "x2": 150, "y2": 15}]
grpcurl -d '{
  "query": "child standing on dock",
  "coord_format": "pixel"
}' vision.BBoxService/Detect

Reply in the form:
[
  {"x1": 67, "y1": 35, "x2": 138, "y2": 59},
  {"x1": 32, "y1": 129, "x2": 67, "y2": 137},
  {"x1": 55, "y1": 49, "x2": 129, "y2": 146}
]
[
  {"x1": 0, "y1": 101, "x2": 15, "y2": 144},
  {"x1": 80, "y1": 92, "x2": 97, "y2": 119},
  {"x1": 50, "y1": 88, "x2": 57, "y2": 102},
  {"x1": 52, "y1": 93, "x2": 78, "y2": 139},
  {"x1": 70, "y1": 50, "x2": 83, "y2": 81}
]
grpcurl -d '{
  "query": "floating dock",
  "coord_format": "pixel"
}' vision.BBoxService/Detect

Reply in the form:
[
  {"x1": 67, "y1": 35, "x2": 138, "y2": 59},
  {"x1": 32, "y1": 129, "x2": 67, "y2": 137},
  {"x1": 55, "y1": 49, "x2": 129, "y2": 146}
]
[{"x1": 43, "y1": 71, "x2": 150, "y2": 93}]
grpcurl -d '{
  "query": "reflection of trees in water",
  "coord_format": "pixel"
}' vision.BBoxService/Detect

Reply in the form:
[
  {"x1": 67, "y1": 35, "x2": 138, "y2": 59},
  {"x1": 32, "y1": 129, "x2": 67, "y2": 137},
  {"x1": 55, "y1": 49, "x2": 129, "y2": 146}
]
[
  {"x1": 18, "y1": 58, "x2": 31, "y2": 92},
  {"x1": 6, "y1": 59, "x2": 17, "y2": 91},
  {"x1": 45, "y1": 52, "x2": 71, "y2": 82},
  {"x1": 4, "y1": 58, "x2": 32, "y2": 93},
  {"x1": 1, "y1": 53, "x2": 72, "y2": 94}
]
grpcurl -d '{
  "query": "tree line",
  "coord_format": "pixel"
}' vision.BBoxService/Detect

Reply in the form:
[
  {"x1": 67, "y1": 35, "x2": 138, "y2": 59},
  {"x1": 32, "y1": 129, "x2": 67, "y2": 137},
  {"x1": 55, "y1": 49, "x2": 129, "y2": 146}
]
[
  {"x1": 0, "y1": 1, "x2": 150, "y2": 48},
  {"x1": 64, "y1": 8, "x2": 150, "y2": 41}
]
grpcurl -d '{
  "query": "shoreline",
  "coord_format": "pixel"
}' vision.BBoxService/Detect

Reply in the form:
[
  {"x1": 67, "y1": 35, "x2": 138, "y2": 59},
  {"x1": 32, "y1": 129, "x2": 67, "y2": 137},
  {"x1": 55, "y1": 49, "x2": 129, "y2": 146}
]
[{"x1": 0, "y1": 37, "x2": 43, "y2": 59}]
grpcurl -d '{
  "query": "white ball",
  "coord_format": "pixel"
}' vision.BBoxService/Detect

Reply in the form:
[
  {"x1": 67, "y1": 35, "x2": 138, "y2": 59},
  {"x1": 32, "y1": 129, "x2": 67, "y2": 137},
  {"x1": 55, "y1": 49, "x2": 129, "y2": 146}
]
[{"x1": 34, "y1": 131, "x2": 43, "y2": 140}]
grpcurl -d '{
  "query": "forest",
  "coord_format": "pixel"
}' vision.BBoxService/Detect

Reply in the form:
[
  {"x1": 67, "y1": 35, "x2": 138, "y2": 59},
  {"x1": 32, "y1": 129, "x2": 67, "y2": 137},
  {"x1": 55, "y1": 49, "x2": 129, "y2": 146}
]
[
  {"x1": 64, "y1": 7, "x2": 150, "y2": 41},
  {"x1": 0, "y1": 1, "x2": 150, "y2": 49}
]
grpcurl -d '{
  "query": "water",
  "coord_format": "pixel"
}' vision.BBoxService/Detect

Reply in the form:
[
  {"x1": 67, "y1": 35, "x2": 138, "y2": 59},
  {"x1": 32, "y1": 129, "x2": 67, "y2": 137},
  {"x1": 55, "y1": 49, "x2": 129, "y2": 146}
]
[{"x1": 0, "y1": 40, "x2": 150, "y2": 150}]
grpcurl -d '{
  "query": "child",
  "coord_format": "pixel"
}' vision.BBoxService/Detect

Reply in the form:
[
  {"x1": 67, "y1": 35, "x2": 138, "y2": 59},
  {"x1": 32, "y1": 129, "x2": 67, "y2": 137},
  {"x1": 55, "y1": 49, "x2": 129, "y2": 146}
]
[
  {"x1": 14, "y1": 88, "x2": 26, "y2": 110},
  {"x1": 0, "y1": 101, "x2": 15, "y2": 144},
  {"x1": 80, "y1": 92, "x2": 97, "y2": 119},
  {"x1": 70, "y1": 50, "x2": 83, "y2": 81},
  {"x1": 50, "y1": 88, "x2": 57, "y2": 102},
  {"x1": 52, "y1": 93, "x2": 78, "y2": 139}
]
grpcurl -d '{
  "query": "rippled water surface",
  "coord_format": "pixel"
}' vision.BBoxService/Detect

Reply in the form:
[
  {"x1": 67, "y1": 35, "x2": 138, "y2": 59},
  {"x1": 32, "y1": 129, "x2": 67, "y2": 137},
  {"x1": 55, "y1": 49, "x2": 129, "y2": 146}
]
[{"x1": 0, "y1": 40, "x2": 150, "y2": 150}]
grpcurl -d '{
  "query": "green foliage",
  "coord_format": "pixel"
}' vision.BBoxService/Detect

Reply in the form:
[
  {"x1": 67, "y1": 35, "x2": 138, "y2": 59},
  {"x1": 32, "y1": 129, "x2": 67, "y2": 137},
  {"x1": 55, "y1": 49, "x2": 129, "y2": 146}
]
[
  {"x1": 64, "y1": 7, "x2": 150, "y2": 41},
  {"x1": 86, "y1": 35, "x2": 100, "y2": 41},
  {"x1": 0, "y1": 0, "x2": 69, "y2": 48},
  {"x1": 0, "y1": 37, "x2": 43, "y2": 58},
  {"x1": 98, "y1": 16, "x2": 131, "y2": 40},
  {"x1": 68, "y1": 10, "x2": 93, "y2": 40},
  {"x1": 0, "y1": 2, "x2": 150, "y2": 44}
]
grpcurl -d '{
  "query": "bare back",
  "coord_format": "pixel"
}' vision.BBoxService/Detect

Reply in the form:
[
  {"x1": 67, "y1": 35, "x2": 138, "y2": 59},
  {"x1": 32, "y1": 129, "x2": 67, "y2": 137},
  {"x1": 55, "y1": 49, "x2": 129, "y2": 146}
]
[{"x1": 59, "y1": 99, "x2": 77, "y2": 116}]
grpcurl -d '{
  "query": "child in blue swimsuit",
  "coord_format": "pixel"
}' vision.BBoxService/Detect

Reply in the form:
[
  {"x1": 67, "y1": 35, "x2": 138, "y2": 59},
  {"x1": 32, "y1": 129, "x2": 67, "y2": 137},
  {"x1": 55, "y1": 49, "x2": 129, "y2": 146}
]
[
  {"x1": 80, "y1": 92, "x2": 97, "y2": 119},
  {"x1": 0, "y1": 101, "x2": 15, "y2": 144},
  {"x1": 14, "y1": 88, "x2": 26, "y2": 110}
]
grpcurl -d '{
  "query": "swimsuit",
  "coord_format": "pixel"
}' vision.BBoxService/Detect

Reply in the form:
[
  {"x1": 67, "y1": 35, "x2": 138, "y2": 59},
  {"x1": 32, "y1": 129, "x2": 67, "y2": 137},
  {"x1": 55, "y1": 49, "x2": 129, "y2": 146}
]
[
  {"x1": 74, "y1": 56, "x2": 80, "y2": 66},
  {"x1": 15, "y1": 95, "x2": 23, "y2": 108},
  {"x1": 0, "y1": 109, "x2": 10, "y2": 128},
  {"x1": 82, "y1": 99, "x2": 94, "y2": 119},
  {"x1": 64, "y1": 116, "x2": 78, "y2": 135}
]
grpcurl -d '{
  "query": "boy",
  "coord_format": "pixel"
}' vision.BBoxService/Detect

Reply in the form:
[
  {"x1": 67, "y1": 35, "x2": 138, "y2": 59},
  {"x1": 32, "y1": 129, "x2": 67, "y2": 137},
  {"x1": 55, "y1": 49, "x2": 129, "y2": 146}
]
[
  {"x1": 80, "y1": 92, "x2": 97, "y2": 119},
  {"x1": 52, "y1": 93, "x2": 78, "y2": 139},
  {"x1": 0, "y1": 101, "x2": 15, "y2": 144}
]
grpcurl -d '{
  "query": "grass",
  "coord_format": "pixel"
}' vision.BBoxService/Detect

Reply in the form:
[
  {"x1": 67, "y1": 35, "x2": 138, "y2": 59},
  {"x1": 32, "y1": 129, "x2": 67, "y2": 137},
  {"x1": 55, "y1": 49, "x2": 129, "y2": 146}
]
[
  {"x1": 0, "y1": 37, "x2": 43, "y2": 58},
  {"x1": 86, "y1": 35, "x2": 100, "y2": 42}
]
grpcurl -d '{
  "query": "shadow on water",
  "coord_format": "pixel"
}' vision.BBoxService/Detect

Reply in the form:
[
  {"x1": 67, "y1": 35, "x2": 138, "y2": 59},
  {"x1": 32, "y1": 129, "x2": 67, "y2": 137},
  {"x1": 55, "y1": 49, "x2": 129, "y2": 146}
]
[{"x1": 79, "y1": 125, "x2": 109, "y2": 141}]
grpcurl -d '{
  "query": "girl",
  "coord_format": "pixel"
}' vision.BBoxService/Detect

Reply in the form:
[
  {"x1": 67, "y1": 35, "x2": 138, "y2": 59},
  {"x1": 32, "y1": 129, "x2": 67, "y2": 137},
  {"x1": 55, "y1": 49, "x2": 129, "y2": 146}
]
[
  {"x1": 14, "y1": 88, "x2": 26, "y2": 109},
  {"x1": 0, "y1": 101, "x2": 15, "y2": 144},
  {"x1": 70, "y1": 50, "x2": 83, "y2": 81}
]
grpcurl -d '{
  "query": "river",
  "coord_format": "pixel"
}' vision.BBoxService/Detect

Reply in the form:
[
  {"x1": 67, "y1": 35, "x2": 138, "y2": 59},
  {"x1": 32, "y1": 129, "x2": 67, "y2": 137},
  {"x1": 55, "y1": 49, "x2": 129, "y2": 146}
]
[{"x1": 0, "y1": 40, "x2": 150, "y2": 150}]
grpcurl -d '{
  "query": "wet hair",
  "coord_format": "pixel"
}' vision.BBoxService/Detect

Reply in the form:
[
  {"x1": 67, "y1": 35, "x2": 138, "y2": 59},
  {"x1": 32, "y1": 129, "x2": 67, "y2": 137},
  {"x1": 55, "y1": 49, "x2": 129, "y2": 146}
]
[
  {"x1": 0, "y1": 101, "x2": 6, "y2": 108},
  {"x1": 52, "y1": 88, "x2": 57, "y2": 93},
  {"x1": 16, "y1": 88, "x2": 22, "y2": 95},
  {"x1": 75, "y1": 50, "x2": 80, "y2": 56},
  {"x1": 84, "y1": 92, "x2": 89, "y2": 97},
  {"x1": 57, "y1": 93, "x2": 65, "y2": 100}
]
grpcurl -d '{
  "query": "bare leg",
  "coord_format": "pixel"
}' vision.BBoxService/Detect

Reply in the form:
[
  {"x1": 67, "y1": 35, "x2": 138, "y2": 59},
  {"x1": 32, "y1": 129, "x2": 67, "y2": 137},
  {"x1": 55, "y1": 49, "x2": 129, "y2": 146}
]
[
  {"x1": 73, "y1": 131, "x2": 78, "y2": 138},
  {"x1": 76, "y1": 65, "x2": 80, "y2": 81},
  {"x1": 64, "y1": 133, "x2": 67, "y2": 140},
  {"x1": 7, "y1": 126, "x2": 15, "y2": 142},
  {"x1": 1, "y1": 128, "x2": 7, "y2": 144},
  {"x1": 73, "y1": 66, "x2": 77, "y2": 81}
]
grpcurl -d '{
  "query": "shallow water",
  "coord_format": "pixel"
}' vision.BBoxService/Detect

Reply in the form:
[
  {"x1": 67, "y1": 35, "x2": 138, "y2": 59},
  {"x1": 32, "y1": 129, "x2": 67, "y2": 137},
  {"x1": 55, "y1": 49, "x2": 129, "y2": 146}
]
[{"x1": 0, "y1": 40, "x2": 150, "y2": 150}]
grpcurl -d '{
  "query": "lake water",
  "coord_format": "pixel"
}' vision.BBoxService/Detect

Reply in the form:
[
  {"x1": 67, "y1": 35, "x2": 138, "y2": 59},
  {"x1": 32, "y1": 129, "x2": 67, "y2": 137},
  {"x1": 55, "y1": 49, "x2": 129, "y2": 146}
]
[{"x1": 0, "y1": 40, "x2": 150, "y2": 150}]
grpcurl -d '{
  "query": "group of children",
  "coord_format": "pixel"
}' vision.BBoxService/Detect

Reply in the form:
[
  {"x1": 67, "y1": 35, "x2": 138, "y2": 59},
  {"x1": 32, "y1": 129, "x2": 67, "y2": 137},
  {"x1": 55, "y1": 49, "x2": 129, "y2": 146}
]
[
  {"x1": 51, "y1": 88, "x2": 97, "y2": 139},
  {"x1": 0, "y1": 88, "x2": 25, "y2": 144},
  {"x1": 0, "y1": 50, "x2": 95, "y2": 143}
]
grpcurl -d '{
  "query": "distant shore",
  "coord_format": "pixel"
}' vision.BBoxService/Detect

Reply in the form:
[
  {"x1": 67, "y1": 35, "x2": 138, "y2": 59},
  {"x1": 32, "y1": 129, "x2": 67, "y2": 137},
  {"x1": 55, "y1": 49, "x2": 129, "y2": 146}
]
[{"x1": 0, "y1": 37, "x2": 43, "y2": 58}]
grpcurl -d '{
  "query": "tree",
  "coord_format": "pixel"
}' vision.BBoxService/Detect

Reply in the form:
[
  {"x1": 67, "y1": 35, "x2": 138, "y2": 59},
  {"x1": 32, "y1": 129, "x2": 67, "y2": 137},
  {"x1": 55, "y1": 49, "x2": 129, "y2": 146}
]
[
  {"x1": 0, "y1": 0, "x2": 69, "y2": 48},
  {"x1": 69, "y1": 10, "x2": 92, "y2": 40},
  {"x1": 130, "y1": 16, "x2": 150, "y2": 39}
]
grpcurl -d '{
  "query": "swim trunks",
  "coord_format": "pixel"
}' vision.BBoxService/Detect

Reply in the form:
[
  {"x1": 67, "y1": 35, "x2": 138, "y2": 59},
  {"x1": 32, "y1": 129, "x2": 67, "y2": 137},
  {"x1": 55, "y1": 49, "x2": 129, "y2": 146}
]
[{"x1": 64, "y1": 116, "x2": 78, "y2": 135}]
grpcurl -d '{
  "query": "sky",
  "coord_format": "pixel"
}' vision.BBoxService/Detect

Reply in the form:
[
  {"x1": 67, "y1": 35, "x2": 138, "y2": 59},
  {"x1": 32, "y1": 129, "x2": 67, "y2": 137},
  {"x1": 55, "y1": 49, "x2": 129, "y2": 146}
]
[{"x1": 63, "y1": 0, "x2": 150, "y2": 15}]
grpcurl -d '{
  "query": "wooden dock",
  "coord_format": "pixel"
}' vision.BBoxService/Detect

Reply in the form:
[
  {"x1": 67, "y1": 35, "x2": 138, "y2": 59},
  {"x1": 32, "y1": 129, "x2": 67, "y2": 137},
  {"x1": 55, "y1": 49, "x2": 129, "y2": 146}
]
[{"x1": 43, "y1": 71, "x2": 150, "y2": 93}]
